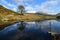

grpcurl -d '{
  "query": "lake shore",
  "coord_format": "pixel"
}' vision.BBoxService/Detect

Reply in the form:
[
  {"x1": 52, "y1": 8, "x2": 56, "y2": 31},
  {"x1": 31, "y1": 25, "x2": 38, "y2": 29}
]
[
  {"x1": 0, "y1": 21, "x2": 18, "y2": 30},
  {"x1": 0, "y1": 14, "x2": 56, "y2": 30}
]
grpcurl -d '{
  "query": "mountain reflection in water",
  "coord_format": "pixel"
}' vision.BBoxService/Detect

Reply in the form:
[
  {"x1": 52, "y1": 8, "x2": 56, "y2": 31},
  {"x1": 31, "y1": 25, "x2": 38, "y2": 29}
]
[{"x1": 0, "y1": 20, "x2": 60, "y2": 40}]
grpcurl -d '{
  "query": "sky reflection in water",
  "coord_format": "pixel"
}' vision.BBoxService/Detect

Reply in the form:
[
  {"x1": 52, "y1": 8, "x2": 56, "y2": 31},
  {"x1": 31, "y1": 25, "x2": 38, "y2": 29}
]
[{"x1": 0, "y1": 20, "x2": 60, "y2": 40}]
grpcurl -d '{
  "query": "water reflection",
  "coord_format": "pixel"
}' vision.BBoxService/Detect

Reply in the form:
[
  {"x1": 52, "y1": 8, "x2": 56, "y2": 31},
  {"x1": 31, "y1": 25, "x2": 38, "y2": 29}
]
[
  {"x1": 56, "y1": 19, "x2": 60, "y2": 22},
  {"x1": 0, "y1": 20, "x2": 60, "y2": 40},
  {"x1": 18, "y1": 21, "x2": 25, "y2": 31},
  {"x1": 10, "y1": 21, "x2": 52, "y2": 40}
]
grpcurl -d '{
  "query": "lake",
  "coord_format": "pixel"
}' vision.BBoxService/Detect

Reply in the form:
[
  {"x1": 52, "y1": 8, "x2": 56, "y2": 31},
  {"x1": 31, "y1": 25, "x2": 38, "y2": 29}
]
[{"x1": 0, "y1": 20, "x2": 60, "y2": 40}]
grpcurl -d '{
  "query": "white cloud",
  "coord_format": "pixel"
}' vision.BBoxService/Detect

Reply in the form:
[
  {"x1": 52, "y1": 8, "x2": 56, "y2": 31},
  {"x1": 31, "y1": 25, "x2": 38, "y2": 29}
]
[
  {"x1": 0, "y1": 0, "x2": 60, "y2": 14},
  {"x1": 27, "y1": 11, "x2": 36, "y2": 13},
  {"x1": 39, "y1": 0, "x2": 60, "y2": 14},
  {"x1": 0, "y1": 0, "x2": 7, "y2": 4},
  {"x1": 25, "y1": 5, "x2": 34, "y2": 11},
  {"x1": 25, "y1": 5, "x2": 40, "y2": 13},
  {"x1": 0, "y1": 0, "x2": 15, "y2": 7},
  {"x1": 25, "y1": 0, "x2": 60, "y2": 14},
  {"x1": 12, "y1": 7, "x2": 17, "y2": 12},
  {"x1": 0, "y1": 0, "x2": 17, "y2": 11},
  {"x1": 13, "y1": 0, "x2": 34, "y2": 5}
]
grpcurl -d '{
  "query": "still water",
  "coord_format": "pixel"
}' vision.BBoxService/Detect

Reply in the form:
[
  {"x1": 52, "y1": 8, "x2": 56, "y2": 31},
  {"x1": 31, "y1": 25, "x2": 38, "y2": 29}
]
[{"x1": 0, "y1": 20, "x2": 60, "y2": 40}]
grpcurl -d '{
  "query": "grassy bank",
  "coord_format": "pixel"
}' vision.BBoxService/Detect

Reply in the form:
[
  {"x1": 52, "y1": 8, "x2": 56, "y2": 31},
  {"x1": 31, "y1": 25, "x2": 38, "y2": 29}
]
[
  {"x1": 17, "y1": 14, "x2": 56, "y2": 21},
  {"x1": 0, "y1": 21, "x2": 18, "y2": 30},
  {"x1": 0, "y1": 5, "x2": 57, "y2": 30},
  {"x1": 0, "y1": 14, "x2": 56, "y2": 21},
  {"x1": 0, "y1": 14, "x2": 56, "y2": 30}
]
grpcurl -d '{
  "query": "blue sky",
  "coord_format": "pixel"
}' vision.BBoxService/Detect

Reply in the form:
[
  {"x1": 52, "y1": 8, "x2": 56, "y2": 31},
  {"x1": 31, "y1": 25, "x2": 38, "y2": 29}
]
[{"x1": 0, "y1": 0, "x2": 60, "y2": 15}]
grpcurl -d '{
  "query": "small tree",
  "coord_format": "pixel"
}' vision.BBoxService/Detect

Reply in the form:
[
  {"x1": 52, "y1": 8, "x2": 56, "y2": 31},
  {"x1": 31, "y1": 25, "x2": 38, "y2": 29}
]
[{"x1": 18, "y1": 5, "x2": 25, "y2": 15}]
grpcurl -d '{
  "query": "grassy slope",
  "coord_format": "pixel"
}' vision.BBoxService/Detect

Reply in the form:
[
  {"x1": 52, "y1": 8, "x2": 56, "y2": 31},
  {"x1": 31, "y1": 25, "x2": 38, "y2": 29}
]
[
  {"x1": 0, "y1": 5, "x2": 56, "y2": 21},
  {"x1": 0, "y1": 5, "x2": 56, "y2": 30},
  {"x1": 0, "y1": 5, "x2": 21, "y2": 30},
  {"x1": 18, "y1": 14, "x2": 56, "y2": 21}
]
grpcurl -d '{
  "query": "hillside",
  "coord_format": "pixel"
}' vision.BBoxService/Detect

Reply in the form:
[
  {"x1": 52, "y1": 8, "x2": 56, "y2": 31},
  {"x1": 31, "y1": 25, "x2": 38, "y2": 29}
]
[
  {"x1": 0, "y1": 5, "x2": 21, "y2": 21},
  {"x1": 0, "y1": 5, "x2": 18, "y2": 14},
  {"x1": 0, "y1": 5, "x2": 20, "y2": 30},
  {"x1": 0, "y1": 5, "x2": 56, "y2": 21},
  {"x1": 0, "y1": 5, "x2": 56, "y2": 30}
]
